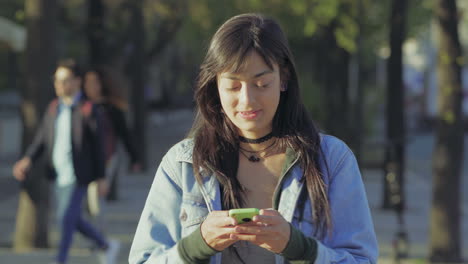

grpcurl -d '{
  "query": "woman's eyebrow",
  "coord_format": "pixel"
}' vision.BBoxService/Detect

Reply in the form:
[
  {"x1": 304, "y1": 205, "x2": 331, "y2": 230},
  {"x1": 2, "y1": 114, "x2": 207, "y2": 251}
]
[
  {"x1": 221, "y1": 69, "x2": 274, "y2": 80},
  {"x1": 253, "y1": 69, "x2": 274, "y2": 78}
]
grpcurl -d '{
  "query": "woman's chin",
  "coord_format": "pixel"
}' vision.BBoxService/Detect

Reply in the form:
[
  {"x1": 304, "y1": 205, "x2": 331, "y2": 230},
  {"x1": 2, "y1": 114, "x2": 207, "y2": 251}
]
[{"x1": 236, "y1": 126, "x2": 271, "y2": 137}]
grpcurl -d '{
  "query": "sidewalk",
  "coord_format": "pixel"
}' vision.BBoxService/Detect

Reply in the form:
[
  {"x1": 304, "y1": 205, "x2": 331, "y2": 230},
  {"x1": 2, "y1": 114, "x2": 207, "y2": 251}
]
[
  {"x1": 0, "y1": 109, "x2": 194, "y2": 264},
  {"x1": 0, "y1": 109, "x2": 467, "y2": 263},
  {"x1": 0, "y1": 171, "x2": 153, "y2": 264},
  {"x1": 365, "y1": 132, "x2": 468, "y2": 263}
]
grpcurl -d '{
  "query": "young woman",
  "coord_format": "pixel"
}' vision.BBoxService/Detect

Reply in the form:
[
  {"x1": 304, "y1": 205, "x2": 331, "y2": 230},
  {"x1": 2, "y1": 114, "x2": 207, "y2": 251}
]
[
  {"x1": 83, "y1": 67, "x2": 141, "y2": 203},
  {"x1": 129, "y1": 13, "x2": 378, "y2": 264}
]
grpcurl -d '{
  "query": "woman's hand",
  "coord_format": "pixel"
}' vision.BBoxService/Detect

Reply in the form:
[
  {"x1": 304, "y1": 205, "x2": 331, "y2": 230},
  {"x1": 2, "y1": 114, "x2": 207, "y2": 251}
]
[
  {"x1": 230, "y1": 209, "x2": 291, "y2": 253},
  {"x1": 97, "y1": 178, "x2": 109, "y2": 197},
  {"x1": 200, "y1": 210, "x2": 239, "y2": 251}
]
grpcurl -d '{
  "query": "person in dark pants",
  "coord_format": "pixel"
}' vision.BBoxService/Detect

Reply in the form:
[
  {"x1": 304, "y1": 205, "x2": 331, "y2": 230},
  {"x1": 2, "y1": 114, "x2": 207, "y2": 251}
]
[
  {"x1": 13, "y1": 59, "x2": 120, "y2": 264},
  {"x1": 83, "y1": 67, "x2": 141, "y2": 203}
]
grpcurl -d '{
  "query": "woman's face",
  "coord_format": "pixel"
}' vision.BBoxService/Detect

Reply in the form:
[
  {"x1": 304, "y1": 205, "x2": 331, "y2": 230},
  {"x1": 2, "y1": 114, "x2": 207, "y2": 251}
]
[
  {"x1": 84, "y1": 71, "x2": 103, "y2": 101},
  {"x1": 217, "y1": 51, "x2": 284, "y2": 138}
]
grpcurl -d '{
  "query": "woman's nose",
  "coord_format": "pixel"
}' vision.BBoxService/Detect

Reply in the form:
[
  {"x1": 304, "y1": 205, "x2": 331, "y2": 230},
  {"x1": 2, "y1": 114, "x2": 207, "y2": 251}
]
[{"x1": 238, "y1": 84, "x2": 255, "y2": 106}]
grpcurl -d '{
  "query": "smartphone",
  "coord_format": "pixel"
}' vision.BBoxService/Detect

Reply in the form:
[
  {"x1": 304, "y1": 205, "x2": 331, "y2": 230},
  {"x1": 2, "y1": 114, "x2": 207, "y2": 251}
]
[{"x1": 228, "y1": 208, "x2": 260, "y2": 224}]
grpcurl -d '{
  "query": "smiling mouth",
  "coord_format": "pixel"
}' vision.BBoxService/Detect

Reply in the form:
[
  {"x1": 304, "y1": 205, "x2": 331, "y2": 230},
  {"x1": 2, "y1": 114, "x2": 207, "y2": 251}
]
[{"x1": 238, "y1": 110, "x2": 260, "y2": 119}]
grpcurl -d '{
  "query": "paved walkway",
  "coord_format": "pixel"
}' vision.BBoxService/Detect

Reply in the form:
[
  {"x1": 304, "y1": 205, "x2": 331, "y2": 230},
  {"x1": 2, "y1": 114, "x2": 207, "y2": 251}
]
[{"x1": 0, "y1": 109, "x2": 467, "y2": 263}]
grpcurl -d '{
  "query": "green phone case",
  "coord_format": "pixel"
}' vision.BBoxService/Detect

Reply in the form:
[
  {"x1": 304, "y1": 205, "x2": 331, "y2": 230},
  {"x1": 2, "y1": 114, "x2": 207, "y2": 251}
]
[{"x1": 228, "y1": 208, "x2": 260, "y2": 224}]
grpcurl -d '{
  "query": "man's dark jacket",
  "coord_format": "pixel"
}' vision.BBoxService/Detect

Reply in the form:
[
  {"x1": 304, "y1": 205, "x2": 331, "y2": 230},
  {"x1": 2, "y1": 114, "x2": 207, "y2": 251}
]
[{"x1": 25, "y1": 97, "x2": 105, "y2": 186}]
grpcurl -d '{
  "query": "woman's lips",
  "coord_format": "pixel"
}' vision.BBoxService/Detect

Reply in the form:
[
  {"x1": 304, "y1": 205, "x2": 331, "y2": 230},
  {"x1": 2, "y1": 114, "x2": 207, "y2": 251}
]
[{"x1": 238, "y1": 110, "x2": 260, "y2": 119}]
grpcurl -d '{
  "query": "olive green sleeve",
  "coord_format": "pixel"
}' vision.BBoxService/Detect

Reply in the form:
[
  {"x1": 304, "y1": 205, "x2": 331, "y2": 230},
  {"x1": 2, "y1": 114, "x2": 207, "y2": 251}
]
[
  {"x1": 280, "y1": 223, "x2": 318, "y2": 263},
  {"x1": 177, "y1": 226, "x2": 219, "y2": 264}
]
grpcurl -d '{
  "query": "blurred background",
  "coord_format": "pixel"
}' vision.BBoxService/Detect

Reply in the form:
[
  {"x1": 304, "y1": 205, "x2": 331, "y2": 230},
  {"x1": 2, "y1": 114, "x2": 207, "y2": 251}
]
[{"x1": 0, "y1": 0, "x2": 467, "y2": 263}]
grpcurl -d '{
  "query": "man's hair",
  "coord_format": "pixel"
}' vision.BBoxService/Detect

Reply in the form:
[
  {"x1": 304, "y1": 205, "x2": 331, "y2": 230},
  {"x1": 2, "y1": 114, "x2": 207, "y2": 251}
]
[{"x1": 57, "y1": 58, "x2": 82, "y2": 78}]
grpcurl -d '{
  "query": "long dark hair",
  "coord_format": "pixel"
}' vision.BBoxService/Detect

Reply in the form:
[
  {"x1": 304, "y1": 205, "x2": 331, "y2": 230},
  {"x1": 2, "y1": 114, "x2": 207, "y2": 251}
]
[{"x1": 190, "y1": 13, "x2": 331, "y2": 237}]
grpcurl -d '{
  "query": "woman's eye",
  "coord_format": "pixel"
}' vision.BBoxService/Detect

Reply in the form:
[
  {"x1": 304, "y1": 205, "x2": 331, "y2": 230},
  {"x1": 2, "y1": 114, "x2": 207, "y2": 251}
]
[
  {"x1": 227, "y1": 86, "x2": 240, "y2": 90},
  {"x1": 256, "y1": 83, "x2": 270, "y2": 88}
]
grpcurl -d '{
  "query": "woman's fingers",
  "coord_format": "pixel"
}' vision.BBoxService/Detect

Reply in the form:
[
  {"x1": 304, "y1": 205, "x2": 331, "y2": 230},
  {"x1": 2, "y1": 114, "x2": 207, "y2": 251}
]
[
  {"x1": 210, "y1": 210, "x2": 229, "y2": 216},
  {"x1": 202, "y1": 209, "x2": 289, "y2": 252},
  {"x1": 259, "y1": 208, "x2": 278, "y2": 215},
  {"x1": 252, "y1": 214, "x2": 280, "y2": 225},
  {"x1": 233, "y1": 224, "x2": 272, "y2": 235},
  {"x1": 230, "y1": 210, "x2": 291, "y2": 253},
  {"x1": 208, "y1": 210, "x2": 237, "y2": 227},
  {"x1": 200, "y1": 210, "x2": 240, "y2": 251},
  {"x1": 253, "y1": 212, "x2": 287, "y2": 228}
]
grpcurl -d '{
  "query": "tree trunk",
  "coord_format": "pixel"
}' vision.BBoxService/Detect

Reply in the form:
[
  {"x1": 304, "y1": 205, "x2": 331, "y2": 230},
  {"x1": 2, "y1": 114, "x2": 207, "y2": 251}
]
[
  {"x1": 383, "y1": 0, "x2": 407, "y2": 211},
  {"x1": 315, "y1": 23, "x2": 351, "y2": 144},
  {"x1": 86, "y1": 0, "x2": 105, "y2": 66},
  {"x1": 127, "y1": 0, "x2": 147, "y2": 168},
  {"x1": 429, "y1": 0, "x2": 464, "y2": 262},
  {"x1": 349, "y1": 0, "x2": 364, "y2": 164},
  {"x1": 14, "y1": 0, "x2": 57, "y2": 251}
]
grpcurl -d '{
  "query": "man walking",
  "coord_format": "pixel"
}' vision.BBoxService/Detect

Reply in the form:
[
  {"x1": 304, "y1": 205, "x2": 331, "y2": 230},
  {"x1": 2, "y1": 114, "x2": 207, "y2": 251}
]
[{"x1": 13, "y1": 59, "x2": 120, "y2": 264}]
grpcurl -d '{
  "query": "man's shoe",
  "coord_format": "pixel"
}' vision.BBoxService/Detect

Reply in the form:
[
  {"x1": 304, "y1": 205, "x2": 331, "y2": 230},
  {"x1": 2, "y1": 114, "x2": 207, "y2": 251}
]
[{"x1": 98, "y1": 239, "x2": 121, "y2": 264}]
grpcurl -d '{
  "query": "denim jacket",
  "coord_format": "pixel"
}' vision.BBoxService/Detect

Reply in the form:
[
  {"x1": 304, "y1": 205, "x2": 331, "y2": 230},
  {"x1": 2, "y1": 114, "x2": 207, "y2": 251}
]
[{"x1": 129, "y1": 134, "x2": 378, "y2": 263}]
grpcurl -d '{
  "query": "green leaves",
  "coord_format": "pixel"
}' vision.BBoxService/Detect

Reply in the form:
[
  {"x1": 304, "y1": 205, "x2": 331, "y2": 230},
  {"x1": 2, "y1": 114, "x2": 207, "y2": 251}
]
[
  {"x1": 335, "y1": 14, "x2": 359, "y2": 52},
  {"x1": 303, "y1": 17, "x2": 317, "y2": 36}
]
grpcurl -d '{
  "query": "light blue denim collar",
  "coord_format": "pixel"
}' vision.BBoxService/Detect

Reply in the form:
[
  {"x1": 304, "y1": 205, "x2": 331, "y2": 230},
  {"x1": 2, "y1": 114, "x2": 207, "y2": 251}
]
[{"x1": 174, "y1": 139, "x2": 303, "y2": 219}]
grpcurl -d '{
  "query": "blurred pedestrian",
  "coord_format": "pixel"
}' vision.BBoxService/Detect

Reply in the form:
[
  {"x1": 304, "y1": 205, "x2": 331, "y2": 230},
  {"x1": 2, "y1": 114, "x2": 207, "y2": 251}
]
[
  {"x1": 129, "y1": 13, "x2": 378, "y2": 263},
  {"x1": 83, "y1": 66, "x2": 141, "y2": 204},
  {"x1": 13, "y1": 59, "x2": 120, "y2": 264}
]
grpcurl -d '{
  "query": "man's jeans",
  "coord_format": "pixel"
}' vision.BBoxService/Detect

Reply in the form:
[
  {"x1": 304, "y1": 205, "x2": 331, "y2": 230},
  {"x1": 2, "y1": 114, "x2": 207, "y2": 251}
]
[{"x1": 55, "y1": 184, "x2": 108, "y2": 263}]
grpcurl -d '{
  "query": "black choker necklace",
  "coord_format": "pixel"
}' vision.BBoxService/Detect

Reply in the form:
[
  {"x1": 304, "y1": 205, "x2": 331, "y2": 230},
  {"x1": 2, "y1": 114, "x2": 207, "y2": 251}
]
[
  {"x1": 239, "y1": 139, "x2": 277, "y2": 162},
  {"x1": 239, "y1": 132, "x2": 274, "y2": 144}
]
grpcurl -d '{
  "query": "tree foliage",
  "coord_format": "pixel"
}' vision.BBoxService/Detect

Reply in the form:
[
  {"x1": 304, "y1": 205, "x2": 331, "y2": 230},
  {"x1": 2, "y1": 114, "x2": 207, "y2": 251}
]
[{"x1": 0, "y1": 0, "x2": 434, "y2": 153}]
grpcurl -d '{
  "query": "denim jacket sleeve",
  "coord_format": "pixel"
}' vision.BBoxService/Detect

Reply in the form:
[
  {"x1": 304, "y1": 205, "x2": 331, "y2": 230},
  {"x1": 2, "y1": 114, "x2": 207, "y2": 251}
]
[
  {"x1": 315, "y1": 136, "x2": 379, "y2": 263},
  {"x1": 129, "y1": 149, "x2": 186, "y2": 263}
]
